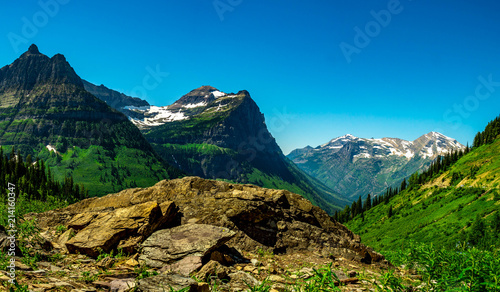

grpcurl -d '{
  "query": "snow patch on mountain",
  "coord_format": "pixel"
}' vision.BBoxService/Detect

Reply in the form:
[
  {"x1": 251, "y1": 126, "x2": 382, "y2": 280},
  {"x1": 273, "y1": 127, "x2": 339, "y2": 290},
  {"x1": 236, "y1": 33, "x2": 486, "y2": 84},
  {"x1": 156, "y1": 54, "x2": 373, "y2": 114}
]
[
  {"x1": 211, "y1": 90, "x2": 226, "y2": 98},
  {"x1": 128, "y1": 105, "x2": 188, "y2": 127},
  {"x1": 183, "y1": 102, "x2": 207, "y2": 108},
  {"x1": 354, "y1": 153, "x2": 371, "y2": 159},
  {"x1": 124, "y1": 105, "x2": 150, "y2": 111}
]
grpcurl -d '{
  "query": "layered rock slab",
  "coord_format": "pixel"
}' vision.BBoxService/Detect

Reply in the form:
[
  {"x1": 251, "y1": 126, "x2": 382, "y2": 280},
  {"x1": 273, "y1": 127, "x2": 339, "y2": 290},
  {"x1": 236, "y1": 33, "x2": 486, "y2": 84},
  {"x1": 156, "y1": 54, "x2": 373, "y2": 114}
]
[
  {"x1": 64, "y1": 201, "x2": 177, "y2": 257},
  {"x1": 139, "y1": 224, "x2": 235, "y2": 268}
]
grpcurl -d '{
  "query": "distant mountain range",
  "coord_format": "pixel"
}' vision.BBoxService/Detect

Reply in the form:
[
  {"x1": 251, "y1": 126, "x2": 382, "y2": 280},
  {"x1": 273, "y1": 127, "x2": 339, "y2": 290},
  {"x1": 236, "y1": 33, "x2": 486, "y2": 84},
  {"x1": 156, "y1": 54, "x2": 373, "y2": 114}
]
[{"x1": 288, "y1": 133, "x2": 465, "y2": 201}]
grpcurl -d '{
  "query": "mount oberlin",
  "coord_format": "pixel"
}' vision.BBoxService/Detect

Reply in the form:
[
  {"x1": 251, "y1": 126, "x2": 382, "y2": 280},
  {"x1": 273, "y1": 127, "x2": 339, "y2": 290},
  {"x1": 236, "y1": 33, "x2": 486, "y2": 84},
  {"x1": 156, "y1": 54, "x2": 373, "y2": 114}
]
[{"x1": 88, "y1": 83, "x2": 349, "y2": 213}]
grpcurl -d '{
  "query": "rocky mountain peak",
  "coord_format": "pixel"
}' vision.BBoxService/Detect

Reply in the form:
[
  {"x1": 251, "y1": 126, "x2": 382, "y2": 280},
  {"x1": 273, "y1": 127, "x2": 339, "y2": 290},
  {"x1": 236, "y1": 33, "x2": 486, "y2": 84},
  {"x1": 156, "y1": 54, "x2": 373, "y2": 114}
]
[
  {"x1": 51, "y1": 53, "x2": 67, "y2": 62},
  {"x1": 321, "y1": 134, "x2": 358, "y2": 150},
  {"x1": 172, "y1": 85, "x2": 226, "y2": 108},
  {"x1": 27, "y1": 43, "x2": 41, "y2": 55},
  {"x1": 82, "y1": 80, "x2": 150, "y2": 111},
  {"x1": 1, "y1": 45, "x2": 83, "y2": 91},
  {"x1": 413, "y1": 131, "x2": 463, "y2": 159},
  {"x1": 28, "y1": 44, "x2": 40, "y2": 54}
]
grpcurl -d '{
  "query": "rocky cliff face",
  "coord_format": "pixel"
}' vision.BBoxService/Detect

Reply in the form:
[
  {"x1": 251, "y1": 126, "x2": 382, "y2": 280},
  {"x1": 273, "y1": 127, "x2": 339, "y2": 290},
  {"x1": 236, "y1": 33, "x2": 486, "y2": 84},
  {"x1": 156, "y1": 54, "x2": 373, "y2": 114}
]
[
  {"x1": 288, "y1": 133, "x2": 465, "y2": 201},
  {"x1": 27, "y1": 176, "x2": 386, "y2": 291}
]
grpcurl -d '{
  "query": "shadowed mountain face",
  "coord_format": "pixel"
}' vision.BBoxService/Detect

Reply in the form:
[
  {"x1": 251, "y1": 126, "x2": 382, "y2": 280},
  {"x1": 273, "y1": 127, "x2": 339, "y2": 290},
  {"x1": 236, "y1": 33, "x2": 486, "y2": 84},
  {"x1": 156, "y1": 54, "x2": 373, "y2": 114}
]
[
  {"x1": 82, "y1": 80, "x2": 149, "y2": 114},
  {"x1": 0, "y1": 44, "x2": 181, "y2": 196},
  {"x1": 120, "y1": 86, "x2": 349, "y2": 213},
  {"x1": 288, "y1": 133, "x2": 465, "y2": 201}
]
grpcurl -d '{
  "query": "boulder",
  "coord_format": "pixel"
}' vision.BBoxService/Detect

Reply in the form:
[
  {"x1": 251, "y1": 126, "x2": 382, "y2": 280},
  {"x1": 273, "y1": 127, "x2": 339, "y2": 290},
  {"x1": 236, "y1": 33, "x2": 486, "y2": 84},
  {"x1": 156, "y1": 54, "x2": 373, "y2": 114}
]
[
  {"x1": 66, "y1": 201, "x2": 176, "y2": 257},
  {"x1": 109, "y1": 278, "x2": 136, "y2": 292},
  {"x1": 227, "y1": 271, "x2": 261, "y2": 290},
  {"x1": 139, "y1": 224, "x2": 236, "y2": 268},
  {"x1": 160, "y1": 256, "x2": 203, "y2": 276},
  {"x1": 195, "y1": 260, "x2": 229, "y2": 281}
]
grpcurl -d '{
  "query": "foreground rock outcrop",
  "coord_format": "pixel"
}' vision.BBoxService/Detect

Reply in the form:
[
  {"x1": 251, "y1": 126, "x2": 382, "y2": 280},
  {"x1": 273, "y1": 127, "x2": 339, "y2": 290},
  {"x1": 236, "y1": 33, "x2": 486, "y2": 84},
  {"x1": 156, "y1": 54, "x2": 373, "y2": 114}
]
[
  {"x1": 36, "y1": 176, "x2": 382, "y2": 264},
  {"x1": 16, "y1": 176, "x2": 390, "y2": 291}
]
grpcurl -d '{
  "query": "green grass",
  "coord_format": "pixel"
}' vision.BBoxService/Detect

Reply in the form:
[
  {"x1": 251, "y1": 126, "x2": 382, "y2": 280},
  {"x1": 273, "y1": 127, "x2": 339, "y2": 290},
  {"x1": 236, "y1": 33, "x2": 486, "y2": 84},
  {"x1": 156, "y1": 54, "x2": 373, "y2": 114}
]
[
  {"x1": 0, "y1": 194, "x2": 68, "y2": 228},
  {"x1": 384, "y1": 241, "x2": 500, "y2": 291}
]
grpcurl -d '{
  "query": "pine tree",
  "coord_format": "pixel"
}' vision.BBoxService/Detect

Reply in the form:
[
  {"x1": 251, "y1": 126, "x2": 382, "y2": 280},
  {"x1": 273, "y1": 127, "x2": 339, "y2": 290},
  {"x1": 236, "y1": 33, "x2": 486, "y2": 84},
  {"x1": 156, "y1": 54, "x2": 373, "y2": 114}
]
[
  {"x1": 400, "y1": 179, "x2": 407, "y2": 192},
  {"x1": 365, "y1": 194, "x2": 372, "y2": 211}
]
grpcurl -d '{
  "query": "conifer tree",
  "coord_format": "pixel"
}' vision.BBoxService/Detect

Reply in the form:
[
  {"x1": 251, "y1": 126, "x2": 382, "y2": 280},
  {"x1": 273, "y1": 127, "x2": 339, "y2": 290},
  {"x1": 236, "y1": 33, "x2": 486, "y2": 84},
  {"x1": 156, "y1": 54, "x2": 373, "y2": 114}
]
[{"x1": 365, "y1": 194, "x2": 372, "y2": 211}]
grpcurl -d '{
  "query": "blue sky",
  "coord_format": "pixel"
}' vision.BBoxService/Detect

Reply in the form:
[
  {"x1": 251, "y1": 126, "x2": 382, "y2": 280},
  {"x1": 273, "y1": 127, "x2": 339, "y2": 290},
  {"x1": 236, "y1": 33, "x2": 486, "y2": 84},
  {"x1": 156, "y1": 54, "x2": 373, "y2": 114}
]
[{"x1": 1, "y1": 0, "x2": 500, "y2": 154}]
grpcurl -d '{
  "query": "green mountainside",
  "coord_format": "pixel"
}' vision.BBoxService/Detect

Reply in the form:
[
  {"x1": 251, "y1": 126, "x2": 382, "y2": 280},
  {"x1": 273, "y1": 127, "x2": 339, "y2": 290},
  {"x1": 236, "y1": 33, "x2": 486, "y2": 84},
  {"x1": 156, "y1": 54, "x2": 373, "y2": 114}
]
[
  {"x1": 0, "y1": 45, "x2": 181, "y2": 196},
  {"x1": 345, "y1": 122, "x2": 500, "y2": 251}
]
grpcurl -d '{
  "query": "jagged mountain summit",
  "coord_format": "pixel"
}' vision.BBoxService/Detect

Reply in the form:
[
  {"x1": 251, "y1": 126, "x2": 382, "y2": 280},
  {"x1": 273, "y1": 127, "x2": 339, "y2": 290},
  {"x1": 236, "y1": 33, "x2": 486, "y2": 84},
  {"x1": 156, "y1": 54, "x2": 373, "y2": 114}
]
[
  {"x1": 119, "y1": 85, "x2": 349, "y2": 213},
  {"x1": 0, "y1": 44, "x2": 180, "y2": 196},
  {"x1": 287, "y1": 132, "x2": 465, "y2": 201},
  {"x1": 295, "y1": 132, "x2": 463, "y2": 161}
]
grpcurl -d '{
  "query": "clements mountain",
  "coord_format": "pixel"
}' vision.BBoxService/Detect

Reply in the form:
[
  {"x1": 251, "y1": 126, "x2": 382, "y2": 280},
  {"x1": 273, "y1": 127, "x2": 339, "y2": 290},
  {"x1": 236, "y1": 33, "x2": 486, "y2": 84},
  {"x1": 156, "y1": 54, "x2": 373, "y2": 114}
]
[
  {"x1": 288, "y1": 133, "x2": 465, "y2": 201},
  {"x1": 0, "y1": 45, "x2": 346, "y2": 213},
  {"x1": 0, "y1": 45, "x2": 181, "y2": 196}
]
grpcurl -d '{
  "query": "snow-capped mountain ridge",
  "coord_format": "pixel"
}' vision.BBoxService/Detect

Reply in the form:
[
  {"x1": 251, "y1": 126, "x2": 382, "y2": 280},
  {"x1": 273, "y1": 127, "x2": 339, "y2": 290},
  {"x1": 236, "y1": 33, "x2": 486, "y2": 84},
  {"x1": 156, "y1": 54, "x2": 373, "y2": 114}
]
[
  {"x1": 287, "y1": 132, "x2": 465, "y2": 201},
  {"x1": 124, "y1": 86, "x2": 235, "y2": 129},
  {"x1": 315, "y1": 132, "x2": 464, "y2": 160}
]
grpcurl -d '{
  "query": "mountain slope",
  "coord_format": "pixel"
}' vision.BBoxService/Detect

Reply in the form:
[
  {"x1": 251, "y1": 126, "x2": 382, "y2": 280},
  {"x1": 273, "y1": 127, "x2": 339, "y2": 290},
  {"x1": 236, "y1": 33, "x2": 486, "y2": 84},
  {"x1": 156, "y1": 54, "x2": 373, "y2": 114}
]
[
  {"x1": 0, "y1": 44, "x2": 181, "y2": 196},
  {"x1": 127, "y1": 86, "x2": 348, "y2": 213},
  {"x1": 288, "y1": 133, "x2": 465, "y2": 202},
  {"x1": 346, "y1": 134, "x2": 500, "y2": 251}
]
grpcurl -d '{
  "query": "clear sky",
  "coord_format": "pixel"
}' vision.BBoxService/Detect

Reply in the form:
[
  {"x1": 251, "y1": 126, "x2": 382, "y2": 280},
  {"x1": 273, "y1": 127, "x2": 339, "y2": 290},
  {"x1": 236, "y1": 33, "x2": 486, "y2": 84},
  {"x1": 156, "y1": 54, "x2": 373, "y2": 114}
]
[{"x1": 1, "y1": 0, "x2": 500, "y2": 154}]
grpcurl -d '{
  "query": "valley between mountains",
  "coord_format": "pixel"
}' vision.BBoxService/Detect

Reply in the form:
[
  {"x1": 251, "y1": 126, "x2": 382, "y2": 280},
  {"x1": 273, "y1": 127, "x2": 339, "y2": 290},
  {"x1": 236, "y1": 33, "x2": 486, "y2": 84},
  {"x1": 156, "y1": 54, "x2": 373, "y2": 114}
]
[{"x1": 0, "y1": 45, "x2": 499, "y2": 291}]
